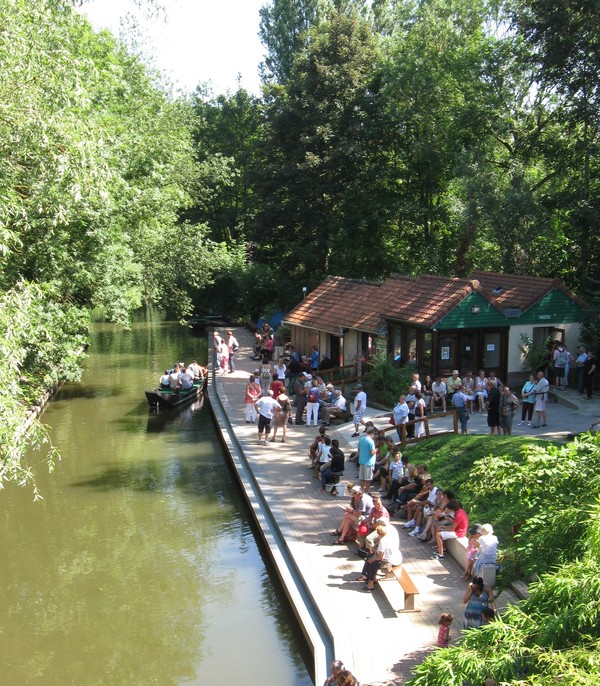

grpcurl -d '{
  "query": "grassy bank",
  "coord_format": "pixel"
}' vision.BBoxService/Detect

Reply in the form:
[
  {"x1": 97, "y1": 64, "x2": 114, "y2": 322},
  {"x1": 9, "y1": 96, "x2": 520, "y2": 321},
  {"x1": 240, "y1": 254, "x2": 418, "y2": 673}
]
[{"x1": 400, "y1": 433, "x2": 599, "y2": 583}]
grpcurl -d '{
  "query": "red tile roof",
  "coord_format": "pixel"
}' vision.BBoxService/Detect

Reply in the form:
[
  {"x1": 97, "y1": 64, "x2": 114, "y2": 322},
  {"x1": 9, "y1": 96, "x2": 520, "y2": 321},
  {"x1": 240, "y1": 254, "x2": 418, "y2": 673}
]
[
  {"x1": 381, "y1": 275, "x2": 476, "y2": 327},
  {"x1": 285, "y1": 276, "x2": 384, "y2": 334},
  {"x1": 471, "y1": 271, "x2": 587, "y2": 312},
  {"x1": 285, "y1": 274, "x2": 479, "y2": 333}
]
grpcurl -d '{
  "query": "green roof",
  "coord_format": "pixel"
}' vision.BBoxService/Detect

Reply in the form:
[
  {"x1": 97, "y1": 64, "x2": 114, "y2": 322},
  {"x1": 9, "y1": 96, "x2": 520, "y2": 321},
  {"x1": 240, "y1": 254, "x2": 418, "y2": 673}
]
[
  {"x1": 436, "y1": 291, "x2": 506, "y2": 329},
  {"x1": 517, "y1": 288, "x2": 587, "y2": 324}
]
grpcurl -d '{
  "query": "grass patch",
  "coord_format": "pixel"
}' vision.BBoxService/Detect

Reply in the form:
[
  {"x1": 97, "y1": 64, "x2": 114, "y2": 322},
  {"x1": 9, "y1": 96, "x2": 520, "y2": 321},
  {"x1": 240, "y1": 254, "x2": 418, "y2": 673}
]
[{"x1": 400, "y1": 434, "x2": 562, "y2": 582}]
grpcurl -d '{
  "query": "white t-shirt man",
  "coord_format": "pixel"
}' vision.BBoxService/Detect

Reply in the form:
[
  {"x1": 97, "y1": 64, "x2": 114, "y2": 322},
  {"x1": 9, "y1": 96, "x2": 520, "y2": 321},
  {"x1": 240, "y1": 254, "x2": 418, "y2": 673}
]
[
  {"x1": 377, "y1": 523, "x2": 403, "y2": 566},
  {"x1": 256, "y1": 395, "x2": 281, "y2": 420},
  {"x1": 355, "y1": 389, "x2": 367, "y2": 410},
  {"x1": 432, "y1": 381, "x2": 447, "y2": 397},
  {"x1": 393, "y1": 399, "x2": 410, "y2": 425}
]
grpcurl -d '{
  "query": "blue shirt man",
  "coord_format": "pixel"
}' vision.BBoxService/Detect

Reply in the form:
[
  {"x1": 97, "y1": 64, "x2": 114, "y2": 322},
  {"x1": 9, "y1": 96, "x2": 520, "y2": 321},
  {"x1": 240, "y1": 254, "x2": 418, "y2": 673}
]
[
  {"x1": 357, "y1": 428, "x2": 377, "y2": 493},
  {"x1": 310, "y1": 346, "x2": 320, "y2": 372}
]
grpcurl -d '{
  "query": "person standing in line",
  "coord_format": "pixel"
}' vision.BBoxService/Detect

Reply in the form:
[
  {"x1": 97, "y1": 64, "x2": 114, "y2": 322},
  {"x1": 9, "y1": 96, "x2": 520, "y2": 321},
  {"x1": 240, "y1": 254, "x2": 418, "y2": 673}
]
[
  {"x1": 226, "y1": 330, "x2": 239, "y2": 373},
  {"x1": 518, "y1": 374, "x2": 536, "y2": 426},
  {"x1": 553, "y1": 343, "x2": 569, "y2": 389},
  {"x1": 486, "y1": 381, "x2": 501, "y2": 434},
  {"x1": 406, "y1": 385, "x2": 417, "y2": 439},
  {"x1": 499, "y1": 386, "x2": 519, "y2": 435},
  {"x1": 270, "y1": 392, "x2": 291, "y2": 442},
  {"x1": 531, "y1": 370, "x2": 550, "y2": 427},
  {"x1": 293, "y1": 372, "x2": 308, "y2": 425},
  {"x1": 259, "y1": 362, "x2": 272, "y2": 397},
  {"x1": 583, "y1": 351, "x2": 596, "y2": 400},
  {"x1": 310, "y1": 345, "x2": 320, "y2": 373},
  {"x1": 413, "y1": 391, "x2": 427, "y2": 438},
  {"x1": 306, "y1": 379, "x2": 321, "y2": 426},
  {"x1": 244, "y1": 375, "x2": 261, "y2": 423},
  {"x1": 576, "y1": 346, "x2": 589, "y2": 395},
  {"x1": 392, "y1": 394, "x2": 410, "y2": 442},
  {"x1": 351, "y1": 383, "x2": 368, "y2": 437},
  {"x1": 452, "y1": 385, "x2": 470, "y2": 434}
]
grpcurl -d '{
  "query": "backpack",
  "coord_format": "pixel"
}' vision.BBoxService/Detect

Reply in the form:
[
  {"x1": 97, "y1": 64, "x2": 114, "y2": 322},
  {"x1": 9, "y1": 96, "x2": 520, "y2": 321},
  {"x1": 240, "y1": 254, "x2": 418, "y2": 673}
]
[
  {"x1": 555, "y1": 349, "x2": 567, "y2": 367},
  {"x1": 261, "y1": 367, "x2": 271, "y2": 380}
]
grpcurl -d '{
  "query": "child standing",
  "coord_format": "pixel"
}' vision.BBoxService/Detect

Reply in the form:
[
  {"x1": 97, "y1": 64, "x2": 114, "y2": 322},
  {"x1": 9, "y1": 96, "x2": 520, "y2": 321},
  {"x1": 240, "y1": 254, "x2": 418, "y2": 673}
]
[
  {"x1": 315, "y1": 436, "x2": 332, "y2": 479},
  {"x1": 462, "y1": 524, "x2": 483, "y2": 579},
  {"x1": 437, "y1": 613, "x2": 454, "y2": 647}
]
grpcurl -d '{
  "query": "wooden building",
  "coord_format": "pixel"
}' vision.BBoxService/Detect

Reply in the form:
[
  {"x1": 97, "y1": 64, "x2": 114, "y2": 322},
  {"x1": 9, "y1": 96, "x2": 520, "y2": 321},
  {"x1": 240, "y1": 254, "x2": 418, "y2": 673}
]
[{"x1": 284, "y1": 272, "x2": 587, "y2": 386}]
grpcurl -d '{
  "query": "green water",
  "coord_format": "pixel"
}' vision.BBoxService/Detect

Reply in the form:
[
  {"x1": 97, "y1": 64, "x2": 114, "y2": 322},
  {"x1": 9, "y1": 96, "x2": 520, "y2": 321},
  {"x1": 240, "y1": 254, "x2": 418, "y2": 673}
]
[{"x1": 0, "y1": 320, "x2": 312, "y2": 685}]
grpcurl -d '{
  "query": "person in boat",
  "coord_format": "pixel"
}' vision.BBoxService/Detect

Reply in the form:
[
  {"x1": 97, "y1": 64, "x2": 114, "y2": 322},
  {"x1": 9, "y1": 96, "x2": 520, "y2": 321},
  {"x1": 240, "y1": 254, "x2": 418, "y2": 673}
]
[
  {"x1": 188, "y1": 360, "x2": 203, "y2": 381},
  {"x1": 168, "y1": 364, "x2": 181, "y2": 391},
  {"x1": 159, "y1": 370, "x2": 170, "y2": 390},
  {"x1": 179, "y1": 366, "x2": 194, "y2": 391}
]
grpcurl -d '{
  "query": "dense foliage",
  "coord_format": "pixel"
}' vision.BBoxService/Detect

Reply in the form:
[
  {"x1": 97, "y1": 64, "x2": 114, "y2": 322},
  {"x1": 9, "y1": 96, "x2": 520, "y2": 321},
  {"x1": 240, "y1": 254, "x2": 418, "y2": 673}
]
[
  {"x1": 190, "y1": 0, "x2": 600, "y2": 323},
  {"x1": 403, "y1": 433, "x2": 600, "y2": 685},
  {"x1": 0, "y1": 0, "x2": 235, "y2": 488}
]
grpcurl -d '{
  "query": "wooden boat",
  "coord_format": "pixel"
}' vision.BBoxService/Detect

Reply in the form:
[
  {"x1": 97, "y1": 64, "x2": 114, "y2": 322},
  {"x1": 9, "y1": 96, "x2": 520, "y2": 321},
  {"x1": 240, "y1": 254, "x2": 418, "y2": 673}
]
[
  {"x1": 188, "y1": 314, "x2": 229, "y2": 331},
  {"x1": 145, "y1": 379, "x2": 205, "y2": 409}
]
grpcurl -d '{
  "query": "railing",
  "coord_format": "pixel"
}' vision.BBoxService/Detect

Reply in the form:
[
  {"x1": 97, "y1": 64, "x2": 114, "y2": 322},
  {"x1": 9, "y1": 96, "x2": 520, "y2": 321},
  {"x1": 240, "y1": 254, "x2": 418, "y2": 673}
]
[
  {"x1": 380, "y1": 410, "x2": 459, "y2": 447},
  {"x1": 318, "y1": 364, "x2": 359, "y2": 388}
]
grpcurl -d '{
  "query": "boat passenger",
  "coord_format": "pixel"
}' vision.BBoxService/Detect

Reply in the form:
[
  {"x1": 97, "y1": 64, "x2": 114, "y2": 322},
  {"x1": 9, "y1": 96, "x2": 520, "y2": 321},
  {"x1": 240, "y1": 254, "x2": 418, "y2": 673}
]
[
  {"x1": 159, "y1": 370, "x2": 170, "y2": 390},
  {"x1": 188, "y1": 360, "x2": 202, "y2": 380},
  {"x1": 179, "y1": 366, "x2": 194, "y2": 391},
  {"x1": 168, "y1": 364, "x2": 181, "y2": 391}
]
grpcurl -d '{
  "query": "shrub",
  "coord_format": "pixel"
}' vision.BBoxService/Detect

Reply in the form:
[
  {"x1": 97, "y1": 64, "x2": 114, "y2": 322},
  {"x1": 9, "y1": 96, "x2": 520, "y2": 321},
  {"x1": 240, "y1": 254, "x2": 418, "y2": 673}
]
[{"x1": 364, "y1": 353, "x2": 416, "y2": 406}]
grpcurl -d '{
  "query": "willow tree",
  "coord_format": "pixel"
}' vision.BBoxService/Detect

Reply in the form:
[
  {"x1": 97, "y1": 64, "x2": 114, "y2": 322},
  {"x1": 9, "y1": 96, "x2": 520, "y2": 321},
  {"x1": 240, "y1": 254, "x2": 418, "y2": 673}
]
[{"x1": 0, "y1": 0, "x2": 228, "y2": 489}]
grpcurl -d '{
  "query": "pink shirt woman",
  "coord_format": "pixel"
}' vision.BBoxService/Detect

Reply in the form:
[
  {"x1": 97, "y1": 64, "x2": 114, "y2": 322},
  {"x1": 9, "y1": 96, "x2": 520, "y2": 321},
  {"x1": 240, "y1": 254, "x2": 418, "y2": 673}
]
[{"x1": 244, "y1": 376, "x2": 261, "y2": 423}]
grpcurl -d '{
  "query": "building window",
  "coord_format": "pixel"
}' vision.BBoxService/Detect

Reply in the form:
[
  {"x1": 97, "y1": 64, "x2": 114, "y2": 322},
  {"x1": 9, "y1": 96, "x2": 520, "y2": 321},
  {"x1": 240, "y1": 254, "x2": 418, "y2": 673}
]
[
  {"x1": 391, "y1": 326, "x2": 402, "y2": 361},
  {"x1": 423, "y1": 332, "x2": 432, "y2": 370},
  {"x1": 533, "y1": 326, "x2": 564, "y2": 347}
]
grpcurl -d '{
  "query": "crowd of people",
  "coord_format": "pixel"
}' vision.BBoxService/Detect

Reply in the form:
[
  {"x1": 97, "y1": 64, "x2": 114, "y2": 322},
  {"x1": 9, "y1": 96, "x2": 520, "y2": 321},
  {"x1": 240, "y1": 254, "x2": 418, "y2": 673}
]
[
  {"x1": 157, "y1": 360, "x2": 206, "y2": 392},
  {"x1": 208, "y1": 327, "x2": 594, "y2": 683},
  {"x1": 390, "y1": 368, "x2": 562, "y2": 437},
  {"x1": 304, "y1": 418, "x2": 499, "y2": 641}
]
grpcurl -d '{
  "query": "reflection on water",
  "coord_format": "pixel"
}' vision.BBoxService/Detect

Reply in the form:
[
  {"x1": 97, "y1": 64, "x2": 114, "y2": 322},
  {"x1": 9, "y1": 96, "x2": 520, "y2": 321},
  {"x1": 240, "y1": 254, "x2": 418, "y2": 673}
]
[{"x1": 0, "y1": 320, "x2": 312, "y2": 685}]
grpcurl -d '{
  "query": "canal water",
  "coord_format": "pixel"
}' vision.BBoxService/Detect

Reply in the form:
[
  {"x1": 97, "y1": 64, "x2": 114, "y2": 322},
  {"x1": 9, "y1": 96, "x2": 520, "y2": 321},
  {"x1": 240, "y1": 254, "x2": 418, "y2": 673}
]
[{"x1": 0, "y1": 319, "x2": 312, "y2": 685}]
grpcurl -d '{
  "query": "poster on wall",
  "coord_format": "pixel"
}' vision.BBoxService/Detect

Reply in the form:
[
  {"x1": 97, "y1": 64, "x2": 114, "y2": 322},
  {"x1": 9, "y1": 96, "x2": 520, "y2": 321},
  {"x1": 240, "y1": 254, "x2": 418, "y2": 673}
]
[
  {"x1": 441, "y1": 346, "x2": 450, "y2": 361},
  {"x1": 487, "y1": 343, "x2": 495, "y2": 352}
]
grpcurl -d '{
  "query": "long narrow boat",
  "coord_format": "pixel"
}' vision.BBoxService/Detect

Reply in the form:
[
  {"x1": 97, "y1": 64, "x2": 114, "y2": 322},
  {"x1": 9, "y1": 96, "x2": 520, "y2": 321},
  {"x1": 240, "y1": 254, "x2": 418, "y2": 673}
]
[{"x1": 145, "y1": 379, "x2": 205, "y2": 409}]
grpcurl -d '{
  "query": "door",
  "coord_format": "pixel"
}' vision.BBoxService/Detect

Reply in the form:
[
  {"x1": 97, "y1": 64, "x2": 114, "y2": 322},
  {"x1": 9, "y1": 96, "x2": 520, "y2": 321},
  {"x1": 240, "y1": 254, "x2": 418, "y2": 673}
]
[
  {"x1": 482, "y1": 332, "x2": 501, "y2": 375},
  {"x1": 460, "y1": 332, "x2": 478, "y2": 374},
  {"x1": 437, "y1": 333, "x2": 458, "y2": 374}
]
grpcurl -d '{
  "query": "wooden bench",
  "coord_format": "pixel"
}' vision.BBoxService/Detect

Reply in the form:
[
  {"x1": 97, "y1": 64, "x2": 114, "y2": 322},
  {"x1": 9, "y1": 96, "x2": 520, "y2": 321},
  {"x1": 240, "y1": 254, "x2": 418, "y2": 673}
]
[
  {"x1": 328, "y1": 407, "x2": 353, "y2": 425},
  {"x1": 377, "y1": 565, "x2": 420, "y2": 613}
]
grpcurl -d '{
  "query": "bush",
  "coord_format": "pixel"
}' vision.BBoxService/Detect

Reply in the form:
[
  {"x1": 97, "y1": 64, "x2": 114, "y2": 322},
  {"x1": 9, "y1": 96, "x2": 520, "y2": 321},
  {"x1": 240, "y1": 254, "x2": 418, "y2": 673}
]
[
  {"x1": 408, "y1": 534, "x2": 600, "y2": 685},
  {"x1": 364, "y1": 354, "x2": 416, "y2": 406},
  {"x1": 403, "y1": 434, "x2": 600, "y2": 582}
]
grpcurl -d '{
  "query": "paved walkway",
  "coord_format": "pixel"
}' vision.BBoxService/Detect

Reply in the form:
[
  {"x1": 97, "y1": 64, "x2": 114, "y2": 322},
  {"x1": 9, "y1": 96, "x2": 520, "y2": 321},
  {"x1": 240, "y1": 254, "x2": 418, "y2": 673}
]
[{"x1": 210, "y1": 328, "x2": 599, "y2": 685}]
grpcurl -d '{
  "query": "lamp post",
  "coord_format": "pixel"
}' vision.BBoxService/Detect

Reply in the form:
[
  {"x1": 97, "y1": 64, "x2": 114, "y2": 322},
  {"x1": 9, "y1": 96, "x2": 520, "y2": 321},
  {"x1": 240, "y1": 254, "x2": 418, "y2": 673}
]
[{"x1": 302, "y1": 286, "x2": 307, "y2": 299}]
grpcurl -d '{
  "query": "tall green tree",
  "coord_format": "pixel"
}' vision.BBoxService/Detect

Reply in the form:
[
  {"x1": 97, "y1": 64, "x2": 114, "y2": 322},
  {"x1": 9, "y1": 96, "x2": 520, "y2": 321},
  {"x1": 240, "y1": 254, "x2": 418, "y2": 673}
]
[
  {"x1": 259, "y1": 0, "x2": 330, "y2": 84},
  {"x1": 255, "y1": 10, "x2": 397, "y2": 295},
  {"x1": 512, "y1": 0, "x2": 600, "y2": 296},
  {"x1": 0, "y1": 0, "x2": 232, "y2": 487}
]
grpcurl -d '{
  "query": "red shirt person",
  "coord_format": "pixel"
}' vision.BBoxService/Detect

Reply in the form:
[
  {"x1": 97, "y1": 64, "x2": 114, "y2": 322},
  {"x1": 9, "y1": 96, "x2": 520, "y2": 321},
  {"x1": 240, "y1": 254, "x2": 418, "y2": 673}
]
[{"x1": 433, "y1": 500, "x2": 468, "y2": 559}]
